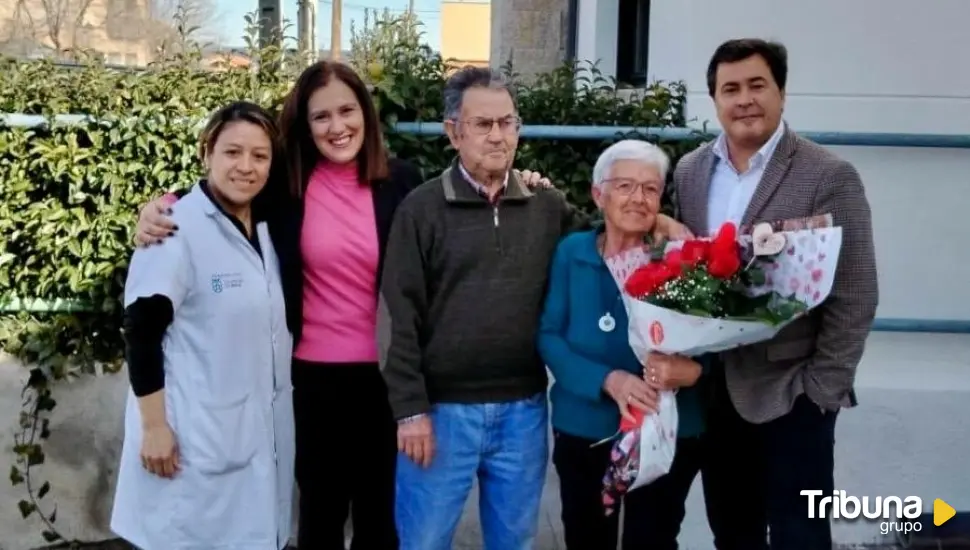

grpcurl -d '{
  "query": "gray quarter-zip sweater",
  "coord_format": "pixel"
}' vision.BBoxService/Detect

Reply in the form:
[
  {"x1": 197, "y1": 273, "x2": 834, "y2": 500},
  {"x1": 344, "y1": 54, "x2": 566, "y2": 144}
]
[{"x1": 377, "y1": 157, "x2": 589, "y2": 420}]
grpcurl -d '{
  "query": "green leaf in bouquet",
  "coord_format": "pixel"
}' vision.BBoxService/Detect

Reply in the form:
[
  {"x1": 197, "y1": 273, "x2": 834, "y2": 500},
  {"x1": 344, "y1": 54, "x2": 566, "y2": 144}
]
[
  {"x1": 743, "y1": 266, "x2": 767, "y2": 286},
  {"x1": 720, "y1": 283, "x2": 759, "y2": 315},
  {"x1": 769, "y1": 295, "x2": 809, "y2": 321},
  {"x1": 746, "y1": 292, "x2": 773, "y2": 308},
  {"x1": 727, "y1": 277, "x2": 748, "y2": 294},
  {"x1": 723, "y1": 298, "x2": 790, "y2": 324}
]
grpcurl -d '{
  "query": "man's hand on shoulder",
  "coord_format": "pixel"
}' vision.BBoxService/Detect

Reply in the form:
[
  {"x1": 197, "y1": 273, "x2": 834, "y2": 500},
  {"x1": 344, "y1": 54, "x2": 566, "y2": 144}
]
[{"x1": 515, "y1": 169, "x2": 553, "y2": 189}]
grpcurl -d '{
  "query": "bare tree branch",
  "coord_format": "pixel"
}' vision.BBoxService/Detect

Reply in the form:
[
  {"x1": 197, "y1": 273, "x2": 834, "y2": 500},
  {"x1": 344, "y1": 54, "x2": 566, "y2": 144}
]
[
  {"x1": 3, "y1": 0, "x2": 36, "y2": 42},
  {"x1": 38, "y1": 0, "x2": 66, "y2": 50},
  {"x1": 30, "y1": 0, "x2": 94, "y2": 53},
  {"x1": 0, "y1": 0, "x2": 221, "y2": 63},
  {"x1": 146, "y1": 0, "x2": 222, "y2": 46},
  {"x1": 0, "y1": 0, "x2": 40, "y2": 57}
]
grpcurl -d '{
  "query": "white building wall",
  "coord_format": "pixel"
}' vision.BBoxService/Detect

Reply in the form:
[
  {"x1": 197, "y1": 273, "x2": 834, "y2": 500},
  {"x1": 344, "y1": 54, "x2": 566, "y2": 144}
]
[
  {"x1": 575, "y1": 0, "x2": 618, "y2": 78},
  {"x1": 578, "y1": 0, "x2": 970, "y2": 327}
]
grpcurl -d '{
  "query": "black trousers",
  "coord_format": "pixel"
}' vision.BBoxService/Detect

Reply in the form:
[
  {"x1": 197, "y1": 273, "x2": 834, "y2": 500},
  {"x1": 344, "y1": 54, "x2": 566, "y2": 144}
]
[
  {"x1": 552, "y1": 428, "x2": 705, "y2": 550},
  {"x1": 701, "y1": 367, "x2": 839, "y2": 550},
  {"x1": 293, "y1": 359, "x2": 399, "y2": 550}
]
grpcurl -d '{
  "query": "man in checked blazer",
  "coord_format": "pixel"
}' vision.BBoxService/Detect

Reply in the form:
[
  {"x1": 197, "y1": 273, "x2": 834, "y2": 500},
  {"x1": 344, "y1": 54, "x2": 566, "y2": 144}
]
[{"x1": 672, "y1": 39, "x2": 879, "y2": 549}]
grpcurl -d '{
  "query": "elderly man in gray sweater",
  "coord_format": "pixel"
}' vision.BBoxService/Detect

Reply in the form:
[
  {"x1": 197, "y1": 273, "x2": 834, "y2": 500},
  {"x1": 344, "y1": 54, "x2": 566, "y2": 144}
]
[{"x1": 377, "y1": 66, "x2": 688, "y2": 550}]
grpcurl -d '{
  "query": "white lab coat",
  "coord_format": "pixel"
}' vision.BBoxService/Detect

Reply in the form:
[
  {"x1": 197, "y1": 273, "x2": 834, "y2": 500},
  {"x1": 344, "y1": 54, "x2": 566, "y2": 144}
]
[{"x1": 110, "y1": 184, "x2": 295, "y2": 550}]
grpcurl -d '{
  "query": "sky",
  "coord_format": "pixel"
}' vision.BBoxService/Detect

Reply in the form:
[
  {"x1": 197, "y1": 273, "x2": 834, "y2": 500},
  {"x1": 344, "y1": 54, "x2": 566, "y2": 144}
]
[{"x1": 212, "y1": 0, "x2": 444, "y2": 52}]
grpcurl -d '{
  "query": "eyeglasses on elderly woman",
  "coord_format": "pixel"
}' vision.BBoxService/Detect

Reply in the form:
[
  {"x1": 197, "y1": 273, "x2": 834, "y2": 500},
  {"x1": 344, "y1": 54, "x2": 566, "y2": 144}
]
[{"x1": 599, "y1": 178, "x2": 661, "y2": 197}]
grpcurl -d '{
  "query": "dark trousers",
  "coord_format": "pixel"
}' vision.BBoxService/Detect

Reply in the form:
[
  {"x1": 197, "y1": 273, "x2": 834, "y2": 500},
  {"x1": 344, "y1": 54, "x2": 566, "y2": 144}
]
[
  {"x1": 552, "y1": 428, "x2": 705, "y2": 550},
  {"x1": 293, "y1": 359, "x2": 399, "y2": 550},
  {"x1": 701, "y1": 367, "x2": 839, "y2": 550}
]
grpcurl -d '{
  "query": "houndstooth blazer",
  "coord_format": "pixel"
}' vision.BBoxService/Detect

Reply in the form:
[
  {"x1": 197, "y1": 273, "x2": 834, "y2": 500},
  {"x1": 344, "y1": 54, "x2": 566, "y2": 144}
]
[{"x1": 673, "y1": 124, "x2": 879, "y2": 424}]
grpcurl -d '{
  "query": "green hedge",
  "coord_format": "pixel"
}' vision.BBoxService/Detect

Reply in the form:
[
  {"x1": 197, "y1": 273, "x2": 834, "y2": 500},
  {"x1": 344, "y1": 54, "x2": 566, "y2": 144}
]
[
  {"x1": 0, "y1": 17, "x2": 708, "y2": 546},
  {"x1": 0, "y1": 47, "x2": 707, "y2": 371}
]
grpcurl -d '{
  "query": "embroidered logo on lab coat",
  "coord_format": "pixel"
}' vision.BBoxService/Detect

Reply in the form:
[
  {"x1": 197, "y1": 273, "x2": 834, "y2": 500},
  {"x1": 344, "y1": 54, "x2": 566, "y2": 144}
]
[{"x1": 211, "y1": 272, "x2": 244, "y2": 293}]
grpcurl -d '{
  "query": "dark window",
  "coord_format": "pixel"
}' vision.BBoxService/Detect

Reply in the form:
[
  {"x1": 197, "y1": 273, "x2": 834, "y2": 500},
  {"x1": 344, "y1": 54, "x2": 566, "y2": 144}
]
[
  {"x1": 615, "y1": 0, "x2": 650, "y2": 86},
  {"x1": 565, "y1": 0, "x2": 579, "y2": 62}
]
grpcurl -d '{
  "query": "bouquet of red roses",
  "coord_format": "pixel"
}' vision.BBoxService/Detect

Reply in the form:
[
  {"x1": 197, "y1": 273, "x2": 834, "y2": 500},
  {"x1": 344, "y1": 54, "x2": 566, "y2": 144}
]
[{"x1": 599, "y1": 218, "x2": 844, "y2": 515}]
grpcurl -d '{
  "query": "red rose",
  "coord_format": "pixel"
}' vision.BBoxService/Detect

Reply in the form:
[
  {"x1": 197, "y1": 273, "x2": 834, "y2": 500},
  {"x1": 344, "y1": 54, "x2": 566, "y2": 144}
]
[
  {"x1": 624, "y1": 266, "x2": 656, "y2": 296},
  {"x1": 679, "y1": 240, "x2": 709, "y2": 266},
  {"x1": 705, "y1": 222, "x2": 741, "y2": 279},
  {"x1": 625, "y1": 261, "x2": 676, "y2": 296},
  {"x1": 712, "y1": 222, "x2": 737, "y2": 249},
  {"x1": 664, "y1": 249, "x2": 684, "y2": 275},
  {"x1": 707, "y1": 252, "x2": 741, "y2": 279}
]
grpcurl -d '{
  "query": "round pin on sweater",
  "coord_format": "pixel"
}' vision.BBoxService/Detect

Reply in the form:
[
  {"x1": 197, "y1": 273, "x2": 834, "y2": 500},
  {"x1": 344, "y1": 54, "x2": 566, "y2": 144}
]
[{"x1": 598, "y1": 312, "x2": 616, "y2": 332}]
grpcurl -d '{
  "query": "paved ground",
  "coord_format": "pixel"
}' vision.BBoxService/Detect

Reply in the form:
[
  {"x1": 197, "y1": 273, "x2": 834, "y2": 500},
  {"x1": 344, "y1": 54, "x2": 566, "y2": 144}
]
[
  {"x1": 442, "y1": 332, "x2": 970, "y2": 550},
  {"x1": 23, "y1": 332, "x2": 970, "y2": 550}
]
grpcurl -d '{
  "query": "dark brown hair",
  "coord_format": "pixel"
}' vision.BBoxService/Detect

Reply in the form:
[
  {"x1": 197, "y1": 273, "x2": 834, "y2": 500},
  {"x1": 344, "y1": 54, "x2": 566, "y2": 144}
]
[
  {"x1": 278, "y1": 60, "x2": 389, "y2": 197},
  {"x1": 706, "y1": 38, "x2": 788, "y2": 97},
  {"x1": 198, "y1": 101, "x2": 287, "y2": 213}
]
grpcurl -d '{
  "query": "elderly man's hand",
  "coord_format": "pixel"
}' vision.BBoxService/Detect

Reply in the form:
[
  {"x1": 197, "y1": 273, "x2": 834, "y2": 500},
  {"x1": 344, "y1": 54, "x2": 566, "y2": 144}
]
[
  {"x1": 652, "y1": 214, "x2": 694, "y2": 242},
  {"x1": 398, "y1": 414, "x2": 435, "y2": 468},
  {"x1": 644, "y1": 352, "x2": 702, "y2": 390}
]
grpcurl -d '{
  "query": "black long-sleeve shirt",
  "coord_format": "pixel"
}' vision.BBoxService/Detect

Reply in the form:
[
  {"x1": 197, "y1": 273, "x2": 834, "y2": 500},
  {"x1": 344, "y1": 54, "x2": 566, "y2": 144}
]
[{"x1": 123, "y1": 295, "x2": 174, "y2": 396}]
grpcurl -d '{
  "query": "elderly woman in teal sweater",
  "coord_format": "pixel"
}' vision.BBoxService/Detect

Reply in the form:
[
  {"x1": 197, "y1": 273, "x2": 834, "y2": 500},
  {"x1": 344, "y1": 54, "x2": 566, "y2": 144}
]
[{"x1": 538, "y1": 140, "x2": 710, "y2": 550}]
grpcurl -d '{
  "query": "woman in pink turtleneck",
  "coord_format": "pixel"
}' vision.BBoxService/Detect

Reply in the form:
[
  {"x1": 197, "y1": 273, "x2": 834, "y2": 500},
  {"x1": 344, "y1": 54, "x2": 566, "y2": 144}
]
[
  {"x1": 276, "y1": 63, "x2": 420, "y2": 550},
  {"x1": 134, "y1": 61, "x2": 553, "y2": 550},
  {"x1": 296, "y1": 159, "x2": 380, "y2": 364}
]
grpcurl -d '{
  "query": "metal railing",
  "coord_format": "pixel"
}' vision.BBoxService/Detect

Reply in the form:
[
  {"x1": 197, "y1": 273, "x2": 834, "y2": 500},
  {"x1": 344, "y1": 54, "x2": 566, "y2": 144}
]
[
  {"x1": 1, "y1": 113, "x2": 969, "y2": 333},
  {"x1": 393, "y1": 122, "x2": 970, "y2": 149},
  {"x1": 4, "y1": 113, "x2": 970, "y2": 148}
]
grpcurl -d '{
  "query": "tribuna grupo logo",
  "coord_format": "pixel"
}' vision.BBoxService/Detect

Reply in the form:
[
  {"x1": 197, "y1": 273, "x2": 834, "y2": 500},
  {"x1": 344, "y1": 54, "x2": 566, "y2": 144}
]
[{"x1": 801, "y1": 490, "x2": 924, "y2": 535}]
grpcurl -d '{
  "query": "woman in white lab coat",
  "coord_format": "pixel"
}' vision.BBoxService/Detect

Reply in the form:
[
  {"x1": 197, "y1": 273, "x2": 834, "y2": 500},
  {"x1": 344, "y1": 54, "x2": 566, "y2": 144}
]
[{"x1": 110, "y1": 101, "x2": 295, "y2": 550}]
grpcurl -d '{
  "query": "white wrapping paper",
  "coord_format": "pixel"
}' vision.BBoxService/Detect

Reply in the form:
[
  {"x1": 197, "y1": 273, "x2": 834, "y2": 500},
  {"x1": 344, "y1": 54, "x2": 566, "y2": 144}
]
[{"x1": 599, "y1": 224, "x2": 844, "y2": 508}]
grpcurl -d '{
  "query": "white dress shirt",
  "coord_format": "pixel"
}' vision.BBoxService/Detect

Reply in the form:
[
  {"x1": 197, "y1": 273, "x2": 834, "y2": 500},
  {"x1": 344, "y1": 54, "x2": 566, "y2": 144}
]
[{"x1": 705, "y1": 121, "x2": 786, "y2": 235}]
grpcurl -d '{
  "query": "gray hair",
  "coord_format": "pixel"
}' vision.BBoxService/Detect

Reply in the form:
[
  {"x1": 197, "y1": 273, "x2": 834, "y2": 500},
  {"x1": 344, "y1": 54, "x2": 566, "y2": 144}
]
[
  {"x1": 591, "y1": 140, "x2": 670, "y2": 189},
  {"x1": 443, "y1": 66, "x2": 518, "y2": 121}
]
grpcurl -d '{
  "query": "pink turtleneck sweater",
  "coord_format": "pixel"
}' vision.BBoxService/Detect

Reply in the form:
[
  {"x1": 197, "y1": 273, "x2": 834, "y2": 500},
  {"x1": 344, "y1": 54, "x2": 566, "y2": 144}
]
[{"x1": 293, "y1": 161, "x2": 380, "y2": 364}]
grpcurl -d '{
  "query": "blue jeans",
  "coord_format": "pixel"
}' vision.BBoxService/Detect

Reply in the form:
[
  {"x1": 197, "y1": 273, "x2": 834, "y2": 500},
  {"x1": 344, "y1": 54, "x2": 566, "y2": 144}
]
[{"x1": 395, "y1": 392, "x2": 549, "y2": 550}]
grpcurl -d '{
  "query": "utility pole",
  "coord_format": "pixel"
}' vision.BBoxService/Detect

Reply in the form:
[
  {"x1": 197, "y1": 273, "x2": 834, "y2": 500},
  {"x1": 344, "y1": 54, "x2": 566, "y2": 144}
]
[
  {"x1": 330, "y1": 0, "x2": 342, "y2": 60},
  {"x1": 407, "y1": 0, "x2": 416, "y2": 33},
  {"x1": 257, "y1": 0, "x2": 282, "y2": 50},
  {"x1": 297, "y1": 0, "x2": 317, "y2": 64}
]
